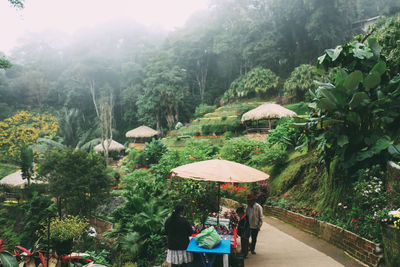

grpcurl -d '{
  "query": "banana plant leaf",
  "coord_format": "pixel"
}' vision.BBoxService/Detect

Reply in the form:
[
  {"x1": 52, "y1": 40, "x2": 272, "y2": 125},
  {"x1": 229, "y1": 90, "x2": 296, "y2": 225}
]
[
  {"x1": 364, "y1": 72, "x2": 381, "y2": 90},
  {"x1": 343, "y1": 70, "x2": 362, "y2": 92},
  {"x1": 349, "y1": 92, "x2": 370, "y2": 108}
]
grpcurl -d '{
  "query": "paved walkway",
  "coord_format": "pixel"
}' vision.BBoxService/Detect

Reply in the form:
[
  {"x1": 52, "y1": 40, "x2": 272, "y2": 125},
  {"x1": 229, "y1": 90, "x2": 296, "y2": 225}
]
[{"x1": 242, "y1": 216, "x2": 364, "y2": 267}]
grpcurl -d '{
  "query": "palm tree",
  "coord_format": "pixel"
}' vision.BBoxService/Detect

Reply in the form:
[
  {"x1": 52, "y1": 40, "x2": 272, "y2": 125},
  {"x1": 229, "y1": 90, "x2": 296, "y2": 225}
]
[{"x1": 33, "y1": 108, "x2": 100, "y2": 153}]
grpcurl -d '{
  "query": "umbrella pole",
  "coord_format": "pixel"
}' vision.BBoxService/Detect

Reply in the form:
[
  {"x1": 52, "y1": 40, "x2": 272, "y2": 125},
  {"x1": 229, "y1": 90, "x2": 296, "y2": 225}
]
[{"x1": 217, "y1": 182, "x2": 220, "y2": 225}]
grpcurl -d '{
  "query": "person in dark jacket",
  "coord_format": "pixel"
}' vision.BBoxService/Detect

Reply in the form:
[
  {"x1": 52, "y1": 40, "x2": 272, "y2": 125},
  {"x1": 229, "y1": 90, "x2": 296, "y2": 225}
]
[
  {"x1": 165, "y1": 203, "x2": 193, "y2": 267},
  {"x1": 236, "y1": 206, "x2": 250, "y2": 258}
]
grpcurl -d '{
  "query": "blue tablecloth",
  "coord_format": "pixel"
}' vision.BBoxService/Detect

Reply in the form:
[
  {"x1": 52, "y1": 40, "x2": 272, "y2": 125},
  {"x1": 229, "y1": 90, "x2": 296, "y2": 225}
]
[{"x1": 186, "y1": 238, "x2": 231, "y2": 254}]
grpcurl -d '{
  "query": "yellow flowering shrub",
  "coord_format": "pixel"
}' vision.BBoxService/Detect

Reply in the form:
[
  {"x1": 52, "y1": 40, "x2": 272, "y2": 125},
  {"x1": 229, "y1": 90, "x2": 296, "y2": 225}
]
[
  {"x1": 39, "y1": 215, "x2": 89, "y2": 242},
  {"x1": 0, "y1": 110, "x2": 58, "y2": 161}
]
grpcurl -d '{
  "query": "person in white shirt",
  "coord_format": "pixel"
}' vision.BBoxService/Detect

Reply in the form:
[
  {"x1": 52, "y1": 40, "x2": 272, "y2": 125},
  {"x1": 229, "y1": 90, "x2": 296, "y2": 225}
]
[{"x1": 245, "y1": 194, "x2": 263, "y2": 255}]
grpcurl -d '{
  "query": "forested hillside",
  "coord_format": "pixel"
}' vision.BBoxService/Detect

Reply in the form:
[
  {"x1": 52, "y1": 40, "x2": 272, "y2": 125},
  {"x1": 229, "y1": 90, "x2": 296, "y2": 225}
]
[{"x1": 1, "y1": 0, "x2": 399, "y2": 141}]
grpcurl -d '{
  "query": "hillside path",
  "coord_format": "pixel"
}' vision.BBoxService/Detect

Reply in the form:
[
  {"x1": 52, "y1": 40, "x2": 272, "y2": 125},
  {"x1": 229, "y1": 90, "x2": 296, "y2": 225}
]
[{"x1": 242, "y1": 215, "x2": 364, "y2": 267}]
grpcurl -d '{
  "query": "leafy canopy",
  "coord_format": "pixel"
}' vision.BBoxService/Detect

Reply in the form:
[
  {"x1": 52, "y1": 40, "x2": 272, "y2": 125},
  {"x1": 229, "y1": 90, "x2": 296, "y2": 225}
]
[
  {"x1": 304, "y1": 35, "x2": 400, "y2": 173},
  {"x1": 38, "y1": 149, "x2": 111, "y2": 216},
  {"x1": 284, "y1": 64, "x2": 327, "y2": 102},
  {"x1": 221, "y1": 67, "x2": 279, "y2": 103}
]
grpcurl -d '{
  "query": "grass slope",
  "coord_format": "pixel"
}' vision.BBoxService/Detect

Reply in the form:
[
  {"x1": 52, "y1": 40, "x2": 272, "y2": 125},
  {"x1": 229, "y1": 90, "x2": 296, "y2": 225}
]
[
  {"x1": 0, "y1": 162, "x2": 19, "y2": 179},
  {"x1": 162, "y1": 100, "x2": 308, "y2": 149}
]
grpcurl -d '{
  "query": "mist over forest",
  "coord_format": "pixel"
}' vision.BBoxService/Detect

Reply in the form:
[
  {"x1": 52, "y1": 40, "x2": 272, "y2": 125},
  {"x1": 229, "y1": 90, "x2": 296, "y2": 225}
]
[{"x1": 1, "y1": 0, "x2": 400, "y2": 141}]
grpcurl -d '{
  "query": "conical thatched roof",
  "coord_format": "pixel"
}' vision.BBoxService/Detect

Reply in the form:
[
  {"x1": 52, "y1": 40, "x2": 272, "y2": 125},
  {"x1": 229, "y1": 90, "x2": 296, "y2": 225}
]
[
  {"x1": 0, "y1": 170, "x2": 44, "y2": 187},
  {"x1": 94, "y1": 139, "x2": 125, "y2": 152},
  {"x1": 125, "y1": 126, "x2": 159, "y2": 138},
  {"x1": 241, "y1": 103, "x2": 297, "y2": 122}
]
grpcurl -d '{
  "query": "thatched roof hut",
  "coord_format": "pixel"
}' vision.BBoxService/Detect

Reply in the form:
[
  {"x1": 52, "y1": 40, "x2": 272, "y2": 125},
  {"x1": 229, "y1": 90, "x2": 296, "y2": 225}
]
[
  {"x1": 0, "y1": 170, "x2": 44, "y2": 187},
  {"x1": 125, "y1": 126, "x2": 159, "y2": 138},
  {"x1": 94, "y1": 139, "x2": 125, "y2": 152},
  {"x1": 241, "y1": 103, "x2": 297, "y2": 122}
]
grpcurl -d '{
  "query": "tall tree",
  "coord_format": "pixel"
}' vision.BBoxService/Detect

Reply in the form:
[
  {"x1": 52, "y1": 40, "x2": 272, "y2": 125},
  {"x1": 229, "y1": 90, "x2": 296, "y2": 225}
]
[
  {"x1": 136, "y1": 52, "x2": 189, "y2": 133},
  {"x1": 38, "y1": 149, "x2": 111, "y2": 216}
]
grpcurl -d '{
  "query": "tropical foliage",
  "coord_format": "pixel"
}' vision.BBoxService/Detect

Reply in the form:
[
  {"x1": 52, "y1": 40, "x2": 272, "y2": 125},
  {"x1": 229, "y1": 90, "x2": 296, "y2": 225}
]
[
  {"x1": 305, "y1": 37, "x2": 400, "y2": 174},
  {"x1": 221, "y1": 67, "x2": 279, "y2": 103}
]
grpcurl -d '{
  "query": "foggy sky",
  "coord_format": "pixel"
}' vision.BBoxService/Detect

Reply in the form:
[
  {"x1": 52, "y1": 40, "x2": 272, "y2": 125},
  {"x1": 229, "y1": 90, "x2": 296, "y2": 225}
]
[{"x1": 0, "y1": 0, "x2": 209, "y2": 54}]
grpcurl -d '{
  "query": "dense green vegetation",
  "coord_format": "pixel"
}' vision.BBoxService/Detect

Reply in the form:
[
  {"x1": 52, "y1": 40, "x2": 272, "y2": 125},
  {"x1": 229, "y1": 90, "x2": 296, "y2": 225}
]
[
  {"x1": 1, "y1": 2, "x2": 400, "y2": 267},
  {"x1": 1, "y1": 0, "x2": 399, "y2": 139}
]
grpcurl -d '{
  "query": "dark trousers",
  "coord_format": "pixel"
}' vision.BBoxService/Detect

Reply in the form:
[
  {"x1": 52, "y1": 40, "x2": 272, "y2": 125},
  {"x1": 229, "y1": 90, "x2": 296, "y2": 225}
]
[
  {"x1": 250, "y1": 228, "x2": 259, "y2": 252},
  {"x1": 240, "y1": 237, "x2": 249, "y2": 256}
]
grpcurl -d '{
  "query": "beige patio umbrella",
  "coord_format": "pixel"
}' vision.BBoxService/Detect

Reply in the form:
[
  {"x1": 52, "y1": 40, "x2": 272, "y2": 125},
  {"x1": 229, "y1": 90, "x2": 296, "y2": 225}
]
[
  {"x1": 170, "y1": 158, "x2": 269, "y2": 223},
  {"x1": 125, "y1": 125, "x2": 159, "y2": 138},
  {"x1": 94, "y1": 139, "x2": 125, "y2": 152},
  {"x1": 241, "y1": 103, "x2": 297, "y2": 129}
]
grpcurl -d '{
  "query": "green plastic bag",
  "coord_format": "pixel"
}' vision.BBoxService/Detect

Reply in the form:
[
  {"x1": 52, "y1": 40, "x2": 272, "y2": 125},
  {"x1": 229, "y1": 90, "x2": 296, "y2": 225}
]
[{"x1": 195, "y1": 226, "x2": 222, "y2": 249}]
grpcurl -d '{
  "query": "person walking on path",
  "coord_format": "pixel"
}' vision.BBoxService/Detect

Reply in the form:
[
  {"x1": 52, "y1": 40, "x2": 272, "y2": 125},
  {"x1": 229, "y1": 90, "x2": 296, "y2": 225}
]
[
  {"x1": 165, "y1": 203, "x2": 193, "y2": 267},
  {"x1": 236, "y1": 206, "x2": 250, "y2": 257},
  {"x1": 245, "y1": 194, "x2": 263, "y2": 255}
]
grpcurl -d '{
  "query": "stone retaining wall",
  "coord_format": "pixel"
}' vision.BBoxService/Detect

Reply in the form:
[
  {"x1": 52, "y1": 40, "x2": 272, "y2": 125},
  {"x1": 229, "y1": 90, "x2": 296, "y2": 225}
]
[
  {"x1": 88, "y1": 215, "x2": 113, "y2": 238},
  {"x1": 265, "y1": 206, "x2": 383, "y2": 267},
  {"x1": 220, "y1": 198, "x2": 383, "y2": 267}
]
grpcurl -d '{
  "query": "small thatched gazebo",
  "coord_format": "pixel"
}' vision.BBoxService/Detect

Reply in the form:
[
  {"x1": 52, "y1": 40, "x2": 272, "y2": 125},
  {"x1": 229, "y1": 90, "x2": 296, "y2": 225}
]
[
  {"x1": 125, "y1": 126, "x2": 159, "y2": 149},
  {"x1": 241, "y1": 103, "x2": 297, "y2": 130},
  {"x1": 0, "y1": 170, "x2": 44, "y2": 188},
  {"x1": 94, "y1": 139, "x2": 125, "y2": 153}
]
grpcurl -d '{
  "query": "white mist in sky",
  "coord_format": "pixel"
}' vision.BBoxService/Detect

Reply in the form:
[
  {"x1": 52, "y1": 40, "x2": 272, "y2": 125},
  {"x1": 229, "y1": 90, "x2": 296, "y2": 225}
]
[{"x1": 0, "y1": 0, "x2": 209, "y2": 54}]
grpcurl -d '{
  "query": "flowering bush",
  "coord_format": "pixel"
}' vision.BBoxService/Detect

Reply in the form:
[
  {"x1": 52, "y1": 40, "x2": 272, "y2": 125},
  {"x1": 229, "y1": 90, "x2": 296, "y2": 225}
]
[
  {"x1": 39, "y1": 215, "x2": 89, "y2": 242},
  {"x1": 0, "y1": 111, "x2": 58, "y2": 161},
  {"x1": 373, "y1": 208, "x2": 395, "y2": 224},
  {"x1": 375, "y1": 209, "x2": 400, "y2": 229},
  {"x1": 222, "y1": 209, "x2": 239, "y2": 229},
  {"x1": 220, "y1": 183, "x2": 251, "y2": 203},
  {"x1": 389, "y1": 209, "x2": 400, "y2": 229},
  {"x1": 353, "y1": 165, "x2": 388, "y2": 213}
]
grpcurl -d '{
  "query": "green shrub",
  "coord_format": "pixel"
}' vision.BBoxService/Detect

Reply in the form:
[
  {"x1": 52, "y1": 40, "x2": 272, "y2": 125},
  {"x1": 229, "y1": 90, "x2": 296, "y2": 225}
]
[
  {"x1": 128, "y1": 149, "x2": 139, "y2": 161},
  {"x1": 201, "y1": 123, "x2": 242, "y2": 136},
  {"x1": 284, "y1": 102, "x2": 309, "y2": 115},
  {"x1": 85, "y1": 250, "x2": 111, "y2": 266},
  {"x1": 224, "y1": 131, "x2": 233, "y2": 139},
  {"x1": 194, "y1": 104, "x2": 216, "y2": 118},
  {"x1": 107, "y1": 169, "x2": 170, "y2": 265},
  {"x1": 220, "y1": 137, "x2": 267, "y2": 163},
  {"x1": 250, "y1": 145, "x2": 288, "y2": 167},
  {"x1": 267, "y1": 118, "x2": 304, "y2": 149},
  {"x1": 133, "y1": 152, "x2": 146, "y2": 168},
  {"x1": 20, "y1": 193, "x2": 55, "y2": 247},
  {"x1": 152, "y1": 150, "x2": 185, "y2": 178},
  {"x1": 143, "y1": 139, "x2": 168, "y2": 166},
  {"x1": 184, "y1": 139, "x2": 219, "y2": 159}
]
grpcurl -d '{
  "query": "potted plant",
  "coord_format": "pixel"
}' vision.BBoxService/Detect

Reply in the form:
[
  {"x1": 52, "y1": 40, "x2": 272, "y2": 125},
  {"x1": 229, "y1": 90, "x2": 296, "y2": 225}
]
[{"x1": 39, "y1": 215, "x2": 89, "y2": 256}]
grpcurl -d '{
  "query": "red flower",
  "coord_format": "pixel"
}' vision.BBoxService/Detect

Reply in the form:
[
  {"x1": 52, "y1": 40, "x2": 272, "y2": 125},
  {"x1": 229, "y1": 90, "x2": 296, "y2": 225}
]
[{"x1": 352, "y1": 218, "x2": 355, "y2": 222}]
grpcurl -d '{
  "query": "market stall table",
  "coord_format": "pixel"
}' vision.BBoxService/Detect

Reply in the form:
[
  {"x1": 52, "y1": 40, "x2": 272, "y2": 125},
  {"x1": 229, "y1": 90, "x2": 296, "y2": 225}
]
[
  {"x1": 205, "y1": 217, "x2": 230, "y2": 227},
  {"x1": 187, "y1": 238, "x2": 231, "y2": 267}
]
